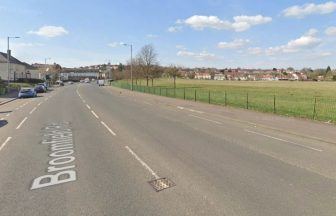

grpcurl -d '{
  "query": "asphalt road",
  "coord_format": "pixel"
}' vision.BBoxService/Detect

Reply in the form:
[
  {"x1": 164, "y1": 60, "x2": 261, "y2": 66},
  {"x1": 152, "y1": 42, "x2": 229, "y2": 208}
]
[{"x1": 1, "y1": 83, "x2": 336, "y2": 216}]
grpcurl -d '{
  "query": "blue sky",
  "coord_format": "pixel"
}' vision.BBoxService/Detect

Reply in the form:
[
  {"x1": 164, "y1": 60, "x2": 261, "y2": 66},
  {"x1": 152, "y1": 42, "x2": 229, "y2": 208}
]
[{"x1": 0, "y1": 0, "x2": 336, "y2": 69}]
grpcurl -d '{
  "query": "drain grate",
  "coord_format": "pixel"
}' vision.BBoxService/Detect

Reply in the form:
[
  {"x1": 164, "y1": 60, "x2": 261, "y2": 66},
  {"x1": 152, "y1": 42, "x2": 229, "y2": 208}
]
[{"x1": 148, "y1": 177, "x2": 176, "y2": 192}]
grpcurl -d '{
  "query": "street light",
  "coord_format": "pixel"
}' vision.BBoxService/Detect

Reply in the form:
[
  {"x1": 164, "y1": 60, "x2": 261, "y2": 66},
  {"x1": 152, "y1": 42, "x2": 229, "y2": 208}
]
[
  {"x1": 121, "y1": 43, "x2": 133, "y2": 91},
  {"x1": 7, "y1": 36, "x2": 20, "y2": 84}
]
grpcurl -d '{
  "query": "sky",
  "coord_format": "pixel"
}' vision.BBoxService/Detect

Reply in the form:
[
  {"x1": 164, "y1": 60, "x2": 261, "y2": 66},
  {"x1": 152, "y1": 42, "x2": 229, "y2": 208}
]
[{"x1": 0, "y1": 0, "x2": 336, "y2": 69}]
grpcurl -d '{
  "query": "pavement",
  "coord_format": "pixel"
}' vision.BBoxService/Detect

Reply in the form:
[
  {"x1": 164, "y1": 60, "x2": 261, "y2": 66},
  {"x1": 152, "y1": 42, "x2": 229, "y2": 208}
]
[
  {"x1": 0, "y1": 89, "x2": 18, "y2": 105},
  {"x1": 1, "y1": 83, "x2": 336, "y2": 216}
]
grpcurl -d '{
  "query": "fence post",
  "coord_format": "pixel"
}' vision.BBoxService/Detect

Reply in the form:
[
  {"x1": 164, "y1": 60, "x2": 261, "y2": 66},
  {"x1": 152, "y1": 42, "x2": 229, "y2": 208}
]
[
  {"x1": 225, "y1": 91, "x2": 227, "y2": 106},
  {"x1": 273, "y1": 95, "x2": 276, "y2": 113},
  {"x1": 183, "y1": 88, "x2": 186, "y2": 100},
  {"x1": 208, "y1": 90, "x2": 211, "y2": 104},
  {"x1": 246, "y1": 92, "x2": 249, "y2": 109},
  {"x1": 194, "y1": 89, "x2": 197, "y2": 102},
  {"x1": 313, "y1": 97, "x2": 317, "y2": 120}
]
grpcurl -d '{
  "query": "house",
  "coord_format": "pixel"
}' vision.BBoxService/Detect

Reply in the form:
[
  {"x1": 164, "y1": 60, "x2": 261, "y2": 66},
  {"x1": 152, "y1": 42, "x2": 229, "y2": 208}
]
[
  {"x1": 214, "y1": 73, "x2": 225, "y2": 80},
  {"x1": 0, "y1": 52, "x2": 40, "y2": 81},
  {"x1": 194, "y1": 72, "x2": 211, "y2": 80}
]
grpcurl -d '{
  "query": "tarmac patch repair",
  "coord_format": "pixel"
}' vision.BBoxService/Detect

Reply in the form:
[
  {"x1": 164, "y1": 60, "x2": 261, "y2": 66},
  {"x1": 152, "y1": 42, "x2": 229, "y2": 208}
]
[{"x1": 31, "y1": 122, "x2": 77, "y2": 190}]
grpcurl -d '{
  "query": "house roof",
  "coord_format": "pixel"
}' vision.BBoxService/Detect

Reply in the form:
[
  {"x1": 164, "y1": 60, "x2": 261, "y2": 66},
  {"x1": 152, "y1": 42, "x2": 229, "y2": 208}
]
[{"x1": 0, "y1": 52, "x2": 36, "y2": 69}]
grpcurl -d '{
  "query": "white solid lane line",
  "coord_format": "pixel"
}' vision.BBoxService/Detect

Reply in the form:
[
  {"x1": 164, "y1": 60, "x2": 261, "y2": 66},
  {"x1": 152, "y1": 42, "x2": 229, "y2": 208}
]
[
  {"x1": 100, "y1": 121, "x2": 116, "y2": 136},
  {"x1": 125, "y1": 146, "x2": 159, "y2": 179},
  {"x1": 16, "y1": 117, "x2": 28, "y2": 129},
  {"x1": 189, "y1": 114, "x2": 223, "y2": 125},
  {"x1": 245, "y1": 129, "x2": 323, "y2": 152},
  {"x1": 29, "y1": 107, "x2": 37, "y2": 115},
  {"x1": 91, "y1": 110, "x2": 99, "y2": 119},
  {"x1": 86, "y1": 104, "x2": 91, "y2": 109},
  {"x1": 0, "y1": 137, "x2": 12, "y2": 152}
]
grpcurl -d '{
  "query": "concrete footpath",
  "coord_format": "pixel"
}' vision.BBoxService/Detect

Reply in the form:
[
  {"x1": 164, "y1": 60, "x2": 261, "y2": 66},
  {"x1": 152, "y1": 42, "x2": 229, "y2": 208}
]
[{"x1": 0, "y1": 90, "x2": 18, "y2": 105}]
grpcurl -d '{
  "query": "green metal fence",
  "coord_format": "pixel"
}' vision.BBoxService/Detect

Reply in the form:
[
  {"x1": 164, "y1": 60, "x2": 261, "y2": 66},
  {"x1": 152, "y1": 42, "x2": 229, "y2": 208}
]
[{"x1": 112, "y1": 81, "x2": 336, "y2": 123}]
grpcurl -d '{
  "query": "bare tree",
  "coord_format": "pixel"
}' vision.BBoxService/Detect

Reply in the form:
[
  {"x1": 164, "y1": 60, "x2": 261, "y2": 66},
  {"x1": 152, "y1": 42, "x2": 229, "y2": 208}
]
[
  {"x1": 166, "y1": 64, "x2": 181, "y2": 88},
  {"x1": 137, "y1": 44, "x2": 158, "y2": 86}
]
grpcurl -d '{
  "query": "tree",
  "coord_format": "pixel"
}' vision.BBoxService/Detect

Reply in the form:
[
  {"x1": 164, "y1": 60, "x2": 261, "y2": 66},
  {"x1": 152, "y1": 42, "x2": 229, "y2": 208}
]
[
  {"x1": 137, "y1": 44, "x2": 158, "y2": 86},
  {"x1": 325, "y1": 66, "x2": 331, "y2": 78},
  {"x1": 166, "y1": 65, "x2": 181, "y2": 88}
]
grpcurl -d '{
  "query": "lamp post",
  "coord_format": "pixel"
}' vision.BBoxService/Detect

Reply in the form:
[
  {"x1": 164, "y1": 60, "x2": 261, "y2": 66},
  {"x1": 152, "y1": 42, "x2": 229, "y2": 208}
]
[
  {"x1": 121, "y1": 43, "x2": 133, "y2": 91},
  {"x1": 7, "y1": 36, "x2": 20, "y2": 84}
]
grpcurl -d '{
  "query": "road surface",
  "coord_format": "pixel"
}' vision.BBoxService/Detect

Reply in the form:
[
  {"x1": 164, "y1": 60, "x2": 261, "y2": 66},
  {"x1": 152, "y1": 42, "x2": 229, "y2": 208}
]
[{"x1": 1, "y1": 83, "x2": 336, "y2": 216}]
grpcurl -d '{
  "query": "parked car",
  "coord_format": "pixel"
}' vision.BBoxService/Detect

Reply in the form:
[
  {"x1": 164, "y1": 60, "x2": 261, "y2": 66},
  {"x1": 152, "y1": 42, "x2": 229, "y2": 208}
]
[
  {"x1": 38, "y1": 82, "x2": 48, "y2": 91},
  {"x1": 34, "y1": 84, "x2": 46, "y2": 93},
  {"x1": 18, "y1": 88, "x2": 37, "y2": 98}
]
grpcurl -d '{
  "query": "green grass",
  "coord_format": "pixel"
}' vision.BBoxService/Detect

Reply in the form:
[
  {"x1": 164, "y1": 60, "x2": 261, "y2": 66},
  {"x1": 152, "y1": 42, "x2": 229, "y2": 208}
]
[{"x1": 113, "y1": 79, "x2": 336, "y2": 123}]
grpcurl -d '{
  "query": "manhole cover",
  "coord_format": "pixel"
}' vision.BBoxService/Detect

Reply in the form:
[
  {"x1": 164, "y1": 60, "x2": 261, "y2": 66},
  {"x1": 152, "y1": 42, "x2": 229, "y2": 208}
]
[{"x1": 148, "y1": 177, "x2": 176, "y2": 192}]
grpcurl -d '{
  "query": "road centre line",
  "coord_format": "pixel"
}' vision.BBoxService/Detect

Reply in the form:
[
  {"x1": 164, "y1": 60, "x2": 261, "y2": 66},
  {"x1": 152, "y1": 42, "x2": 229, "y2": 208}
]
[
  {"x1": 189, "y1": 114, "x2": 223, "y2": 125},
  {"x1": 37, "y1": 102, "x2": 43, "y2": 106},
  {"x1": 100, "y1": 121, "x2": 116, "y2": 136},
  {"x1": 91, "y1": 110, "x2": 99, "y2": 119},
  {"x1": 16, "y1": 117, "x2": 28, "y2": 129},
  {"x1": 86, "y1": 104, "x2": 91, "y2": 109},
  {"x1": 189, "y1": 109, "x2": 204, "y2": 114},
  {"x1": 245, "y1": 129, "x2": 323, "y2": 152},
  {"x1": 0, "y1": 137, "x2": 12, "y2": 152},
  {"x1": 125, "y1": 146, "x2": 159, "y2": 179},
  {"x1": 29, "y1": 107, "x2": 37, "y2": 115}
]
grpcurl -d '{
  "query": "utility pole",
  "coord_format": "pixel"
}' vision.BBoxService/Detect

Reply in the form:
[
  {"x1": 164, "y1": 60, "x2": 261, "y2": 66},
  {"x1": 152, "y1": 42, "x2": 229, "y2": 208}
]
[
  {"x1": 121, "y1": 43, "x2": 133, "y2": 91},
  {"x1": 7, "y1": 36, "x2": 20, "y2": 85}
]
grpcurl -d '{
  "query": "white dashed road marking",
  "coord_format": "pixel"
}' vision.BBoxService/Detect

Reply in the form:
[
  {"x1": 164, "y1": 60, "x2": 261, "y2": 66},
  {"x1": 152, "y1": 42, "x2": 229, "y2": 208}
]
[
  {"x1": 91, "y1": 111, "x2": 99, "y2": 119},
  {"x1": 125, "y1": 146, "x2": 159, "y2": 179},
  {"x1": 16, "y1": 117, "x2": 28, "y2": 129},
  {"x1": 86, "y1": 104, "x2": 91, "y2": 110},
  {"x1": 29, "y1": 107, "x2": 37, "y2": 115},
  {"x1": 0, "y1": 137, "x2": 12, "y2": 152},
  {"x1": 245, "y1": 129, "x2": 323, "y2": 152},
  {"x1": 101, "y1": 121, "x2": 116, "y2": 136},
  {"x1": 189, "y1": 114, "x2": 222, "y2": 125}
]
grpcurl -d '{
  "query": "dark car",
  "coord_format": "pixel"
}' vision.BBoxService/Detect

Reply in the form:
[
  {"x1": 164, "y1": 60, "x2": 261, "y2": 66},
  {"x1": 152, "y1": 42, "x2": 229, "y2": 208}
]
[
  {"x1": 38, "y1": 82, "x2": 48, "y2": 90},
  {"x1": 18, "y1": 88, "x2": 37, "y2": 98},
  {"x1": 34, "y1": 84, "x2": 46, "y2": 93}
]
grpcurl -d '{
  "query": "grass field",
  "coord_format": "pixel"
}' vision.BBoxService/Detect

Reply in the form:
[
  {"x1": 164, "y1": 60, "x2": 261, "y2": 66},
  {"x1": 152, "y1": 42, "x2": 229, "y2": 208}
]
[{"x1": 113, "y1": 78, "x2": 336, "y2": 123}]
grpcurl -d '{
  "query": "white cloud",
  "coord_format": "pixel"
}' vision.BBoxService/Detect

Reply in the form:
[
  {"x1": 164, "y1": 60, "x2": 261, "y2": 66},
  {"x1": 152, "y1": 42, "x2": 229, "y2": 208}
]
[
  {"x1": 146, "y1": 34, "x2": 158, "y2": 38},
  {"x1": 107, "y1": 42, "x2": 119, "y2": 48},
  {"x1": 168, "y1": 26, "x2": 182, "y2": 32},
  {"x1": 248, "y1": 47, "x2": 263, "y2": 55},
  {"x1": 283, "y1": 1, "x2": 336, "y2": 18},
  {"x1": 266, "y1": 29, "x2": 321, "y2": 55},
  {"x1": 325, "y1": 26, "x2": 336, "y2": 36},
  {"x1": 182, "y1": 15, "x2": 272, "y2": 32},
  {"x1": 177, "y1": 50, "x2": 217, "y2": 61},
  {"x1": 218, "y1": 39, "x2": 250, "y2": 49},
  {"x1": 28, "y1": 25, "x2": 68, "y2": 37}
]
